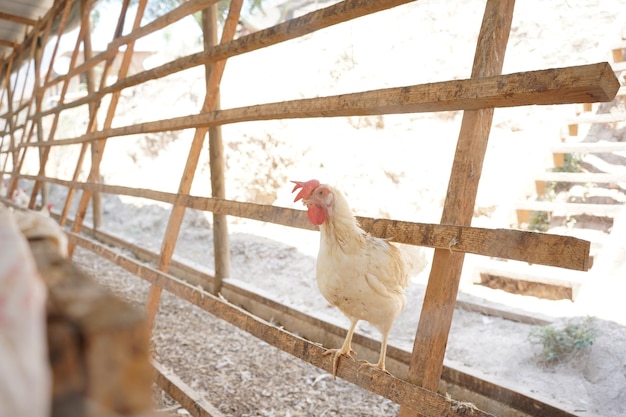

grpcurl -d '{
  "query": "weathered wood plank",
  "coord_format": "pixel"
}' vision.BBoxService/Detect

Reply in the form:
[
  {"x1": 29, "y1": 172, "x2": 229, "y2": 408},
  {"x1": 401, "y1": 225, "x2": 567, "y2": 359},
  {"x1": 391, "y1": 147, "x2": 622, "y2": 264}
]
[
  {"x1": 24, "y1": 62, "x2": 620, "y2": 149},
  {"x1": 29, "y1": 238, "x2": 153, "y2": 417},
  {"x1": 22, "y1": 175, "x2": 591, "y2": 270},
  {"x1": 403, "y1": 0, "x2": 516, "y2": 406},
  {"x1": 153, "y1": 360, "x2": 224, "y2": 417},
  {"x1": 0, "y1": 10, "x2": 37, "y2": 27}
]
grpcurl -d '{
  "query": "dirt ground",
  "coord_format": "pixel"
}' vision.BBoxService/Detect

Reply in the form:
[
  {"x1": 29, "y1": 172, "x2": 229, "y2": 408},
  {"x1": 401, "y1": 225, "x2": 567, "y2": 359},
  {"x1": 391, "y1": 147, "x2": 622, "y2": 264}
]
[{"x1": 33, "y1": 0, "x2": 626, "y2": 416}]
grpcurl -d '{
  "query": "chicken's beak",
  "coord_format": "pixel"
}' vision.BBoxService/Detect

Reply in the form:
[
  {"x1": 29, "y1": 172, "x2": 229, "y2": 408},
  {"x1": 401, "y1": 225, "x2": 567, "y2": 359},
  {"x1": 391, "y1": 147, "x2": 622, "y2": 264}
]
[{"x1": 291, "y1": 179, "x2": 320, "y2": 203}]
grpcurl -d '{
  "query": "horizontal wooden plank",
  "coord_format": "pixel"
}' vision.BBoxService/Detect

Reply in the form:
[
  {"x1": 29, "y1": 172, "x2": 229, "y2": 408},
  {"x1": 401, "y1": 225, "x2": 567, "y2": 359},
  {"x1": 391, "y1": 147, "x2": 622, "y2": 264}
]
[
  {"x1": 516, "y1": 200, "x2": 624, "y2": 217},
  {"x1": 24, "y1": 175, "x2": 591, "y2": 270},
  {"x1": 68, "y1": 231, "x2": 580, "y2": 417},
  {"x1": 535, "y1": 171, "x2": 626, "y2": 183},
  {"x1": 476, "y1": 259, "x2": 588, "y2": 301},
  {"x1": 26, "y1": 63, "x2": 620, "y2": 148},
  {"x1": 477, "y1": 258, "x2": 588, "y2": 286},
  {"x1": 67, "y1": 232, "x2": 491, "y2": 417},
  {"x1": 153, "y1": 360, "x2": 225, "y2": 417},
  {"x1": 550, "y1": 140, "x2": 626, "y2": 154},
  {"x1": 0, "y1": 11, "x2": 38, "y2": 26}
]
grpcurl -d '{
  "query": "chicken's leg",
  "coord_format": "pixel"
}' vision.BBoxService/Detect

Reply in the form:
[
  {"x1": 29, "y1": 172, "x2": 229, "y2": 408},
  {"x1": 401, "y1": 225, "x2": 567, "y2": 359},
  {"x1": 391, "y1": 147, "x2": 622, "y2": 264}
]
[
  {"x1": 358, "y1": 330, "x2": 391, "y2": 375},
  {"x1": 323, "y1": 318, "x2": 358, "y2": 378}
]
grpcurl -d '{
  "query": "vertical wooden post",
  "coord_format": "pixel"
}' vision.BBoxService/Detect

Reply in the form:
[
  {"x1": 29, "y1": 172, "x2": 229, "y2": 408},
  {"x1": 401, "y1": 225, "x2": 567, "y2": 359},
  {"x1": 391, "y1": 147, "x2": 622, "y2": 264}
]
[
  {"x1": 399, "y1": 1, "x2": 515, "y2": 415},
  {"x1": 203, "y1": 5, "x2": 231, "y2": 294},
  {"x1": 144, "y1": 0, "x2": 242, "y2": 330}
]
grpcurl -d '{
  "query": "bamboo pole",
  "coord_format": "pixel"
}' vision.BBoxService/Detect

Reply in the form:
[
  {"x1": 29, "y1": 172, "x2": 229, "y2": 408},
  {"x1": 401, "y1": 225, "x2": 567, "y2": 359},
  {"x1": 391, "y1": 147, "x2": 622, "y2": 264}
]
[
  {"x1": 400, "y1": 3, "x2": 516, "y2": 416},
  {"x1": 144, "y1": 0, "x2": 243, "y2": 329}
]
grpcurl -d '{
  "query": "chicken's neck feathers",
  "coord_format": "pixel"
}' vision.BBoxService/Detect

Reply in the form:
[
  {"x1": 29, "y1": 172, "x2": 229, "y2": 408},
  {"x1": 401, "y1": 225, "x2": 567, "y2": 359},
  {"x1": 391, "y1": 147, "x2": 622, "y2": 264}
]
[{"x1": 319, "y1": 186, "x2": 367, "y2": 253}]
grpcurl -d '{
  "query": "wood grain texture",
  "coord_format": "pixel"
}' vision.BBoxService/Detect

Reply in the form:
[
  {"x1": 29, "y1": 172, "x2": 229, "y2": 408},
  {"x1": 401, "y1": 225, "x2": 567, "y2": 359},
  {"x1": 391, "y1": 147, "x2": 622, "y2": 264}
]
[
  {"x1": 23, "y1": 62, "x2": 619, "y2": 150},
  {"x1": 403, "y1": 0, "x2": 517, "y2": 404},
  {"x1": 153, "y1": 360, "x2": 225, "y2": 417},
  {"x1": 24, "y1": 175, "x2": 591, "y2": 270}
]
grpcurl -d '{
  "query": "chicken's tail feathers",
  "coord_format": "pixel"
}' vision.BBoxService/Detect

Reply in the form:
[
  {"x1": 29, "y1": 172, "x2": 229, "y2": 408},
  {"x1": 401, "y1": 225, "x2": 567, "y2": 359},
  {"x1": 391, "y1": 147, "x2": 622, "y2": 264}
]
[{"x1": 397, "y1": 243, "x2": 429, "y2": 277}]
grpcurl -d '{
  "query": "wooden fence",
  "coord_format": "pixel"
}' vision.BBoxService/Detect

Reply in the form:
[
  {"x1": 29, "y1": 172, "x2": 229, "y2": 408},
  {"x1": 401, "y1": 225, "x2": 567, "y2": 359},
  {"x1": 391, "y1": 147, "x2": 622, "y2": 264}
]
[{"x1": 0, "y1": 0, "x2": 620, "y2": 416}]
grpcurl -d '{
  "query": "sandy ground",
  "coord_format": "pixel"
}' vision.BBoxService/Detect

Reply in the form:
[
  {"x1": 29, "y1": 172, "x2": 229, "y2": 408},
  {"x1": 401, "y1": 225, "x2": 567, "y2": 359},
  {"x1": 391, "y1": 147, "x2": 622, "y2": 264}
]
[{"x1": 17, "y1": 0, "x2": 626, "y2": 416}]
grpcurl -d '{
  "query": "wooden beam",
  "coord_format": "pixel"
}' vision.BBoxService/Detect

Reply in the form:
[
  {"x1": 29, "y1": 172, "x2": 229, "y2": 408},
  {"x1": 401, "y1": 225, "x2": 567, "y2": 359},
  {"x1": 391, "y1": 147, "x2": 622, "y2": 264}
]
[
  {"x1": 21, "y1": 174, "x2": 592, "y2": 270},
  {"x1": 0, "y1": 11, "x2": 37, "y2": 26},
  {"x1": 402, "y1": 2, "x2": 516, "y2": 412},
  {"x1": 153, "y1": 360, "x2": 225, "y2": 417},
  {"x1": 25, "y1": 62, "x2": 619, "y2": 148},
  {"x1": 204, "y1": 0, "x2": 239, "y2": 293}
]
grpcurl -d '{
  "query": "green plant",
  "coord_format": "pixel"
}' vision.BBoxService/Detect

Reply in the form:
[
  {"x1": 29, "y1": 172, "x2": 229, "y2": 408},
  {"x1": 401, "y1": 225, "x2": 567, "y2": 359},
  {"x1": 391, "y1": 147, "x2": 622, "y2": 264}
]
[
  {"x1": 553, "y1": 153, "x2": 583, "y2": 173},
  {"x1": 528, "y1": 317, "x2": 597, "y2": 365},
  {"x1": 528, "y1": 211, "x2": 550, "y2": 232}
]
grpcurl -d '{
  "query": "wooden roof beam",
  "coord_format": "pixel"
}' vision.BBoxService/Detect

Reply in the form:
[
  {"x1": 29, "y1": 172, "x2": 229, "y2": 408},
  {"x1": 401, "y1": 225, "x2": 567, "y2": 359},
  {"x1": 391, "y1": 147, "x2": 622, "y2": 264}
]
[{"x1": 0, "y1": 11, "x2": 38, "y2": 27}]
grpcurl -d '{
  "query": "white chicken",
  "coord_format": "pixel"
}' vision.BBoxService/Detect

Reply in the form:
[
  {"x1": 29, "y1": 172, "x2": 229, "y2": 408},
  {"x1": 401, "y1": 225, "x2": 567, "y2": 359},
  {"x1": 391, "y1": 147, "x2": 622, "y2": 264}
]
[{"x1": 292, "y1": 179, "x2": 421, "y2": 378}]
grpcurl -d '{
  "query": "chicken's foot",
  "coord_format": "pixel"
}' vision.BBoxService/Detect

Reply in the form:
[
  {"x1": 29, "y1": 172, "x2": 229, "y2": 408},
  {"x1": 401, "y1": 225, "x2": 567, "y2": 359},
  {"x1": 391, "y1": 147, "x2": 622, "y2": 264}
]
[
  {"x1": 324, "y1": 319, "x2": 359, "y2": 379},
  {"x1": 323, "y1": 347, "x2": 356, "y2": 379},
  {"x1": 356, "y1": 359, "x2": 390, "y2": 376}
]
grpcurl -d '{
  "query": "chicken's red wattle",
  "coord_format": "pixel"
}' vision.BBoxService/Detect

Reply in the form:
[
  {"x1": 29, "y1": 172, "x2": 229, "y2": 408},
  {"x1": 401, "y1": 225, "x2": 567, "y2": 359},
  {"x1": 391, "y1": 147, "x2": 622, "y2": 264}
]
[{"x1": 307, "y1": 205, "x2": 326, "y2": 225}]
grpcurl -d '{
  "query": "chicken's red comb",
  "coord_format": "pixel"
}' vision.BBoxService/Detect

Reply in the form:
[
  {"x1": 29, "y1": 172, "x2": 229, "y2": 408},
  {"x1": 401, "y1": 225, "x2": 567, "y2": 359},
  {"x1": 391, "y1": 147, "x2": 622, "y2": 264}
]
[{"x1": 291, "y1": 179, "x2": 320, "y2": 202}]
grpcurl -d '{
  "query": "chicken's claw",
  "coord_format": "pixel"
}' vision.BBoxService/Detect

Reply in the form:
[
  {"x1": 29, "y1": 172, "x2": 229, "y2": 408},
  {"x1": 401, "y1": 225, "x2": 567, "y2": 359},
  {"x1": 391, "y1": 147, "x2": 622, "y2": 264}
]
[
  {"x1": 291, "y1": 179, "x2": 320, "y2": 202},
  {"x1": 356, "y1": 359, "x2": 390, "y2": 376},
  {"x1": 323, "y1": 347, "x2": 356, "y2": 379}
]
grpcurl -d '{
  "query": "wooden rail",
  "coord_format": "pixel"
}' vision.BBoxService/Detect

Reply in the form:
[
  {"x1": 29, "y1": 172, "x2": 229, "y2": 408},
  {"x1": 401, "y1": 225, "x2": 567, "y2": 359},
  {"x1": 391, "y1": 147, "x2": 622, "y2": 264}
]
[{"x1": 20, "y1": 174, "x2": 592, "y2": 271}]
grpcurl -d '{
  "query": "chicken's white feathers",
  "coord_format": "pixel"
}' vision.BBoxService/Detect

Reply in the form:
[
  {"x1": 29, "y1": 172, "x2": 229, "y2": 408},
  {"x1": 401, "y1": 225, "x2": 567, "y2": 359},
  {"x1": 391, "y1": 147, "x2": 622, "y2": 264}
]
[{"x1": 314, "y1": 185, "x2": 410, "y2": 333}]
